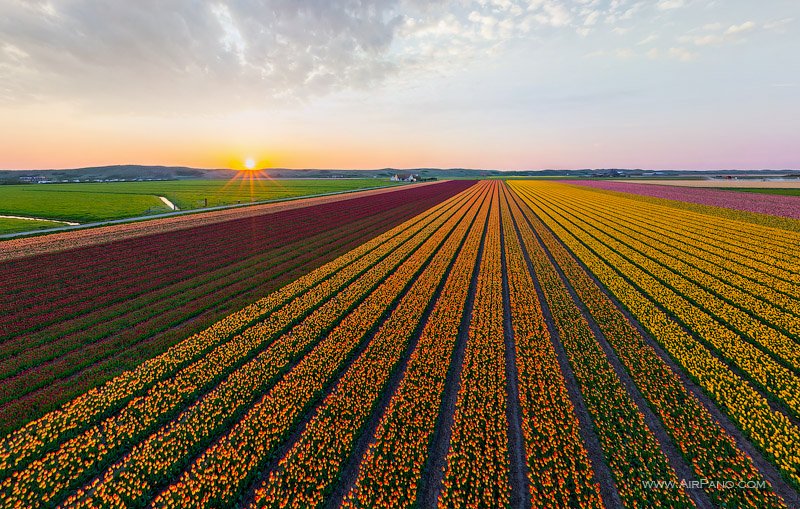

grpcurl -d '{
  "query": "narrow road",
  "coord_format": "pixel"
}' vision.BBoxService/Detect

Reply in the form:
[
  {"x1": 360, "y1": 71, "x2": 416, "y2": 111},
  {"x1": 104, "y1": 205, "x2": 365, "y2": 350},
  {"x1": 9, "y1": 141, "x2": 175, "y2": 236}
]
[
  {"x1": 158, "y1": 196, "x2": 179, "y2": 211},
  {"x1": 0, "y1": 214, "x2": 80, "y2": 226}
]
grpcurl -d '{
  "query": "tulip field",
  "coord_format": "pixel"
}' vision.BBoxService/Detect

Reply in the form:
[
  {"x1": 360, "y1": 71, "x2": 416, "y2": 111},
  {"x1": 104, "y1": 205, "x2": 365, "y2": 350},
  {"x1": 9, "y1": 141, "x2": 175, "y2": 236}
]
[{"x1": 1, "y1": 179, "x2": 799, "y2": 508}]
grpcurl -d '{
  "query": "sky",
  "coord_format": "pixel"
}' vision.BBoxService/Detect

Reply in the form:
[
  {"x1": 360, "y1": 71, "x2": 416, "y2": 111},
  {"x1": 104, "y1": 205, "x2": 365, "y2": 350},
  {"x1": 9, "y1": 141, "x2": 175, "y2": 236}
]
[{"x1": 0, "y1": 0, "x2": 798, "y2": 171}]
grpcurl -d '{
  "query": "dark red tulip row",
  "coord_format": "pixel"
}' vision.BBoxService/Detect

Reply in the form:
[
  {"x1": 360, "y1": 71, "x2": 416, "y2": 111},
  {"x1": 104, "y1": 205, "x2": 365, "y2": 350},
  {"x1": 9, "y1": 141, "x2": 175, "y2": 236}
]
[{"x1": 0, "y1": 181, "x2": 475, "y2": 433}]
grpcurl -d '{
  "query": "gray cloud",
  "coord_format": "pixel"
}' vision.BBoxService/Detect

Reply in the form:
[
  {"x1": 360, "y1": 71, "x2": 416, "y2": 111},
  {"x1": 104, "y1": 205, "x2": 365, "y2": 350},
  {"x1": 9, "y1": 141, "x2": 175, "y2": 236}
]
[{"x1": 0, "y1": 0, "x2": 407, "y2": 111}]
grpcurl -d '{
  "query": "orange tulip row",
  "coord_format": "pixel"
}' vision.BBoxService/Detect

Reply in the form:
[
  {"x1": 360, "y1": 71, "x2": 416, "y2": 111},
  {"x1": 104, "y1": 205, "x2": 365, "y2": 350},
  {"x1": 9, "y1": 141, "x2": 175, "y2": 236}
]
[
  {"x1": 144, "y1": 184, "x2": 488, "y2": 509},
  {"x1": 0, "y1": 185, "x2": 478, "y2": 483},
  {"x1": 247, "y1": 182, "x2": 493, "y2": 509},
  {"x1": 507, "y1": 185, "x2": 693, "y2": 507},
  {"x1": 549, "y1": 190, "x2": 800, "y2": 337},
  {"x1": 0, "y1": 187, "x2": 482, "y2": 508},
  {"x1": 497, "y1": 187, "x2": 603, "y2": 508},
  {"x1": 339, "y1": 187, "x2": 491, "y2": 509},
  {"x1": 506, "y1": 183, "x2": 787, "y2": 508},
  {"x1": 439, "y1": 183, "x2": 512, "y2": 508},
  {"x1": 509, "y1": 181, "x2": 800, "y2": 490}
]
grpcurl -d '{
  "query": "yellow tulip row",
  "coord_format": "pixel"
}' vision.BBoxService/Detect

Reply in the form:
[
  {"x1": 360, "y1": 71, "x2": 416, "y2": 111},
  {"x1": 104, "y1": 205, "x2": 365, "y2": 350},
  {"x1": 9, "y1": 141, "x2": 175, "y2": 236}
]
[
  {"x1": 507, "y1": 185, "x2": 694, "y2": 508},
  {"x1": 537, "y1": 190, "x2": 800, "y2": 371},
  {"x1": 144, "y1": 184, "x2": 490, "y2": 509},
  {"x1": 610, "y1": 199, "x2": 800, "y2": 272},
  {"x1": 246, "y1": 182, "x2": 493, "y2": 509},
  {"x1": 506, "y1": 183, "x2": 787, "y2": 508},
  {"x1": 339, "y1": 188, "x2": 491, "y2": 509},
  {"x1": 559, "y1": 187, "x2": 800, "y2": 300},
  {"x1": 552, "y1": 193, "x2": 800, "y2": 331},
  {"x1": 509, "y1": 181, "x2": 800, "y2": 490},
  {"x1": 439, "y1": 183, "x2": 512, "y2": 508},
  {"x1": 553, "y1": 189, "x2": 800, "y2": 338},
  {"x1": 0, "y1": 185, "x2": 478, "y2": 481},
  {"x1": 0, "y1": 186, "x2": 483, "y2": 508},
  {"x1": 525, "y1": 186, "x2": 800, "y2": 419},
  {"x1": 497, "y1": 187, "x2": 603, "y2": 508},
  {"x1": 564, "y1": 187, "x2": 800, "y2": 289},
  {"x1": 573, "y1": 185, "x2": 800, "y2": 262}
]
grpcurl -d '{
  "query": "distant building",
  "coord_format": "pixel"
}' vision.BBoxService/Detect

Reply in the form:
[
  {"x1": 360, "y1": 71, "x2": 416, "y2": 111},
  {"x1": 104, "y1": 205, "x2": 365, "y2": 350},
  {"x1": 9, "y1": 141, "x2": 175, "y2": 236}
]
[
  {"x1": 391, "y1": 173, "x2": 419, "y2": 182},
  {"x1": 19, "y1": 176, "x2": 47, "y2": 183}
]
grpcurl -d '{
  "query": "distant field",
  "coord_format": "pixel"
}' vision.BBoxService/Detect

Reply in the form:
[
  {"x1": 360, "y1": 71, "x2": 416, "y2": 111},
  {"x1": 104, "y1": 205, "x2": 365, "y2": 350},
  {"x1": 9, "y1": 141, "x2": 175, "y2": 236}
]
[
  {"x1": 0, "y1": 217, "x2": 66, "y2": 235},
  {"x1": 0, "y1": 188, "x2": 170, "y2": 222},
  {"x1": 0, "y1": 178, "x2": 397, "y2": 224},
  {"x1": 616, "y1": 178, "x2": 800, "y2": 188},
  {"x1": 721, "y1": 188, "x2": 800, "y2": 196}
]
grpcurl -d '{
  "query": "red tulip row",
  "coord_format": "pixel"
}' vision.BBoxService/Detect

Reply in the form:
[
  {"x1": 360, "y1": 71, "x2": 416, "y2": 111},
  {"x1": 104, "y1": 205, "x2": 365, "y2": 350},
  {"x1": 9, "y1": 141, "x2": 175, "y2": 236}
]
[
  {"x1": 497, "y1": 187, "x2": 603, "y2": 508},
  {"x1": 1, "y1": 184, "x2": 468, "y2": 331},
  {"x1": 509, "y1": 180, "x2": 800, "y2": 491},
  {"x1": 507, "y1": 182, "x2": 787, "y2": 508},
  {"x1": 246, "y1": 182, "x2": 491, "y2": 509},
  {"x1": 0, "y1": 212, "x2": 408, "y2": 396},
  {"x1": 0, "y1": 186, "x2": 477, "y2": 482},
  {"x1": 141, "y1": 185, "x2": 487, "y2": 509},
  {"x1": 508, "y1": 187, "x2": 693, "y2": 507},
  {"x1": 0, "y1": 184, "x2": 476, "y2": 433},
  {"x1": 340, "y1": 187, "x2": 491, "y2": 509}
]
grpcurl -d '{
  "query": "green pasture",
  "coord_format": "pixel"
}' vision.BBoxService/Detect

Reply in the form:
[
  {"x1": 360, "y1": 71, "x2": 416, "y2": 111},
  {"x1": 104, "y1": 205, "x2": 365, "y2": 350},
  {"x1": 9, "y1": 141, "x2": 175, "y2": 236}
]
[
  {"x1": 0, "y1": 178, "x2": 397, "y2": 224},
  {"x1": 0, "y1": 217, "x2": 67, "y2": 235}
]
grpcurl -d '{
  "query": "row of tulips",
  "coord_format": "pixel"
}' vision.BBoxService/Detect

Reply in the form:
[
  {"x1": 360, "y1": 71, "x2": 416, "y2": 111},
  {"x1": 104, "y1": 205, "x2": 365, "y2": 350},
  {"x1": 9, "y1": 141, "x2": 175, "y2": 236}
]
[
  {"x1": 0, "y1": 186, "x2": 476, "y2": 481},
  {"x1": 439, "y1": 183, "x2": 512, "y2": 508},
  {"x1": 0, "y1": 187, "x2": 482, "y2": 508},
  {"x1": 339, "y1": 187, "x2": 490, "y2": 508},
  {"x1": 1, "y1": 186, "x2": 464, "y2": 331},
  {"x1": 507, "y1": 185, "x2": 694, "y2": 507},
  {"x1": 550, "y1": 188, "x2": 800, "y2": 343},
  {"x1": 140, "y1": 185, "x2": 487, "y2": 509},
  {"x1": 536, "y1": 190, "x2": 800, "y2": 370},
  {"x1": 564, "y1": 184, "x2": 800, "y2": 281},
  {"x1": 564, "y1": 179, "x2": 800, "y2": 224},
  {"x1": 497, "y1": 188, "x2": 603, "y2": 508},
  {"x1": 556, "y1": 193, "x2": 800, "y2": 329},
  {"x1": 0, "y1": 204, "x2": 435, "y2": 423},
  {"x1": 0, "y1": 206, "x2": 412, "y2": 383},
  {"x1": 560, "y1": 185, "x2": 800, "y2": 297},
  {"x1": 507, "y1": 183, "x2": 787, "y2": 508},
  {"x1": 510, "y1": 181, "x2": 800, "y2": 490},
  {"x1": 525, "y1": 185, "x2": 800, "y2": 419},
  {"x1": 246, "y1": 181, "x2": 492, "y2": 509},
  {"x1": 0, "y1": 185, "x2": 476, "y2": 432}
]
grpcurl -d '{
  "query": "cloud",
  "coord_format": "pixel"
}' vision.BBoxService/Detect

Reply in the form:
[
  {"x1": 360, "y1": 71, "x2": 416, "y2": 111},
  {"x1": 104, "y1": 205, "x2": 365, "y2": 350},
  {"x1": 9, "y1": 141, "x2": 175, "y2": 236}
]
[
  {"x1": 668, "y1": 46, "x2": 698, "y2": 61},
  {"x1": 0, "y1": 0, "x2": 409, "y2": 111},
  {"x1": 764, "y1": 17, "x2": 793, "y2": 33},
  {"x1": 657, "y1": 0, "x2": 685, "y2": 11},
  {"x1": 1, "y1": 0, "x2": 779, "y2": 113},
  {"x1": 725, "y1": 21, "x2": 755, "y2": 36},
  {"x1": 679, "y1": 20, "x2": 757, "y2": 47}
]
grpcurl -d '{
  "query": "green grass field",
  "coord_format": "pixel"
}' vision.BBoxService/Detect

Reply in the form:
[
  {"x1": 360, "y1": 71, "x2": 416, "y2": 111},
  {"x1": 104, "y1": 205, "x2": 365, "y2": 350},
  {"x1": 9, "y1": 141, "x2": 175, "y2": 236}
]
[
  {"x1": 0, "y1": 178, "x2": 397, "y2": 224},
  {"x1": 0, "y1": 217, "x2": 67, "y2": 235},
  {"x1": 719, "y1": 187, "x2": 800, "y2": 196}
]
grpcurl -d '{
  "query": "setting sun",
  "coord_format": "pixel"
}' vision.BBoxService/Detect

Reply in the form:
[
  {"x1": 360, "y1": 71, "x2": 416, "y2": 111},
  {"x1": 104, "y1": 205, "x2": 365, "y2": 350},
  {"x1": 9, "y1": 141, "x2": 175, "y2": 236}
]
[{"x1": 244, "y1": 158, "x2": 256, "y2": 170}]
